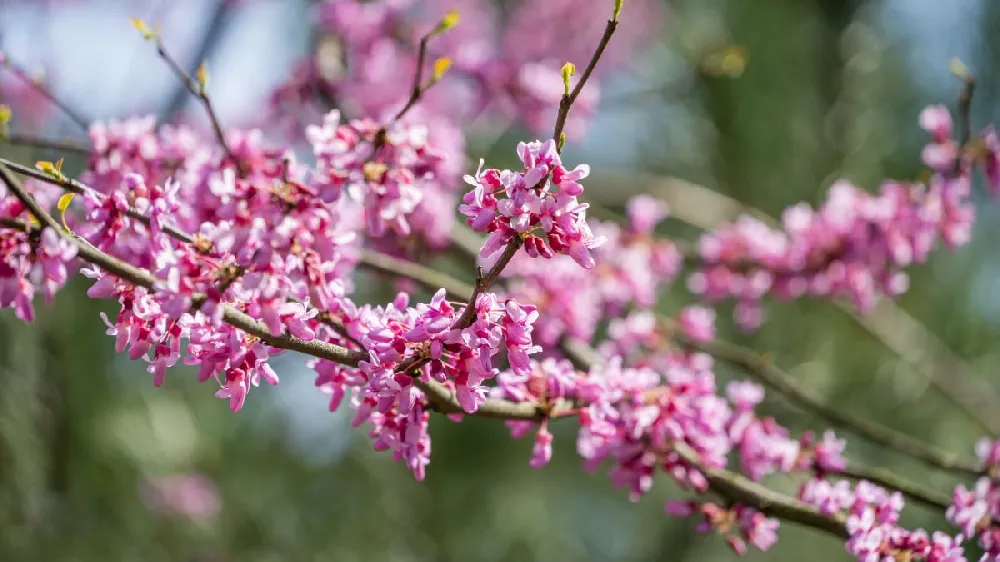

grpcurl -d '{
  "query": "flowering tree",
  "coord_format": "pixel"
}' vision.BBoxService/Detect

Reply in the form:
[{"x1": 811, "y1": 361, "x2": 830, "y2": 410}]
[{"x1": 3, "y1": 1, "x2": 1000, "y2": 560}]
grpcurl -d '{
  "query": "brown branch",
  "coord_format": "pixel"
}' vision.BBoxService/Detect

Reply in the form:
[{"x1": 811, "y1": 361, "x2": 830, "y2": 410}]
[
  {"x1": 585, "y1": 169, "x2": 1000, "y2": 436},
  {"x1": 837, "y1": 464, "x2": 951, "y2": 512},
  {"x1": 388, "y1": 33, "x2": 432, "y2": 125},
  {"x1": 955, "y1": 65, "x2": 976, "y2": 156},
  {"x1": 0, "y1": 217, "x2": 33, "y2": 232},
  {"x1": 0, "y1": 160, "x2": 364, "y2": 367},
  {"x1": 679, "y1": 334, "x2": 983, "y2": 477},
  {"x1": 159, "y1": 0, "x2": 232, "y2": 122},
  {"x1": 0, "y1": 157, "x2": 196, "y2": 245},
  {"x1": 450, "y1": 237, "x2": 523, "y2": 329},
  {"x1": 148, "y1": 36, "x2": 233, "y2": 163},
  {"x1": 550, "y1": 18, "x2": 618, "y2": 144},
  {"x1": 0, "y1": 174, "x2": 863, "y2": 542},
  {"x1": 671, "y1": 442, "x2": 849, "y2": 539},
  {"x1": 1, "y1": 134, "x2": 90, "y2": 154},
  {"x1": 449, "y1": 12, "x2": 619, "y2": 333}
]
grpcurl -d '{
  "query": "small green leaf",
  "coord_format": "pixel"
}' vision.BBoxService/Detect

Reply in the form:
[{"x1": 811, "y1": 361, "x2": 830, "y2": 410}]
[
  {"x1": 431, "y1": 9, "x2": 460, "y2": 35},
  {"x1": 196, "y1": 62, "x2": 209, "y2": 94},
  {"x1": 130, "y1": 17, "x2": 156, "y2": 40},
  {"x1": 432, "y1": 57, "x2": 452, "y2": 81},
  {"x1": 57, "y1": 192, "x2": 75, "y2": 231},
  {"x1": 560, "y1": 62, "x2": 576, "y2": 96}
]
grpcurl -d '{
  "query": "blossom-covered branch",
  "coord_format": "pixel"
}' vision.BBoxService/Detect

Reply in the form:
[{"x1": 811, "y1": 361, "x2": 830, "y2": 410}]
[{"x1": 7, "y1": 2, "x2": 1000, "y2": 560}]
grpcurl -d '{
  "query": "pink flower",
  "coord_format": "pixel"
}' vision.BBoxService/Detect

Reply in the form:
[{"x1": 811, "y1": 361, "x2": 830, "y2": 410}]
[
  {"x1": 140, "y1": 473, "x2": 220, "y2": 522},
  {"x1": 677, "y1": 305, "x2": 716, "y2": 343}
]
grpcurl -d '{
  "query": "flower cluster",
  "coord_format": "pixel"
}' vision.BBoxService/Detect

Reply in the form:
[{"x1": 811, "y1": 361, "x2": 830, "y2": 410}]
[
  {"x1": 491, "y1": 337, "x2": 848, "y2": 557},
  {"x1": 0, "y1": 179, "x2": 76, "y2": 323},
  {"x1": 311, "y1": 288, "x2": 541, "y2": 479},
  {"x1": 802, "y1": 478, "x2": 966, "y2": 562},
  {"x1": 945, "y1": 439, "x2": 1000, "y2": 560},
  {"x1": 305, "y1": 109, "x2": 455, "y2": 246},
  {"x1": 461, "y1": 138, "x2": 606, "y2": 269},
  {"x1": 496, "y1": 194, "x2": 681, "y2": 347},
  {"x1": 666, "y1": 500, "x2": 779, "y2": 555},
  {"x1": 272, "y1": 0, "x2": 663, "y2": 140},
  {"x1": 689, "y1": 105, "x2": 987, "y2": 329}
]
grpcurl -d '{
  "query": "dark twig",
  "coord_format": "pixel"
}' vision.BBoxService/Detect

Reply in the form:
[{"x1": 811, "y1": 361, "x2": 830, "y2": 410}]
[
  {"x1": 146, "y1": 34, "x2": 233, "y2": 162},
  {"x1": 159, "y1": 0, "x2": 232, "y2": 122},
  {"x1": 954, "y1": 63, "x2": 976, "y2": 154},
  {"x1": 550, "y1": 18, "x2": 618, "y2": 144},
  {"x1": 1, "y1": 134, "x2": 90, "y2": 154},
  {"x1": 389, "y1": 33, "x2": 432, "y2": 126},
  {"x1": 358, "y1": 249, "x2": 474, "y2": 299}
]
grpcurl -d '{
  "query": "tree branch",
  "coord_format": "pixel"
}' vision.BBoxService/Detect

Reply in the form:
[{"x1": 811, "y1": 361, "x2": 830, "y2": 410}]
[
  {"x1": 0, "y1": 157, "x2": 196, "y2": 245},
  {"x1": 450, "y1": 15, "x2": 619, "y2": 333},
  {"x1": 679, "y1": 334, "x2": 983, "y2": 477},
  {"x1": 0, "y1": 160, "x2": 364, "y2": 367},
  {"x1": 1, "y1": 134, "x2": 89, "y2": 154},
  {"x1": 584, "y1": 169, "x2": 1000, "y2": 436},
  {"x1": 148, "y1": 34, "x2": 233, "y2": 162},
  {"x1": 837, "y1": 464, "x2": 951, "y2": 512},
  {"x1": 158, "y1": 0, "x2": 232, "y2": 123}
]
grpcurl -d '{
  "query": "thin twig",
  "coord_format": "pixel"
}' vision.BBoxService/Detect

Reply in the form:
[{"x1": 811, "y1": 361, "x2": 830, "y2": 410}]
[
  {"x1": 450, "y1": 238, "x2": 523, "y2": 329},
  {"x1": 0, "y1": 217, "x2": 33, "y2": 232},
  {"x1": 956, "y1": 69, "x2": 976, "y2": 157},
  {"x1": 149, "y1": 36, "x2": 233, "y2": 163},
  {"x1": 1, "y1": 134, "x2": 90, "y2": 154},
  {"x1": 389, "y1": 33, "x2": 431, "y2": 125},
  {"x1": 450, "y1": 13, "x2": 619, "y2": 333},
  {"x1": 550, "y1": 18, "x2": 619, "y2": 144},
  {"x1": 0, "y1": 57, "x2": 90, "y2": 131},
  {"x1": 159, "y1": 0, "x2": 232, "y2": 122}
]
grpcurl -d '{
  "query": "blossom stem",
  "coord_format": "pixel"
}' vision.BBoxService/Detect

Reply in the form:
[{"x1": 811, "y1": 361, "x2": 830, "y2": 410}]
[
  {"x1": 550, "y1": 17, "x2": 618, "y2": 146},
  {"x1": 149, "y1": 36, "x2": 234, "y2": 164},
  {"x1": 450, "y1": 11, "x2": 620, "y2": 332}
]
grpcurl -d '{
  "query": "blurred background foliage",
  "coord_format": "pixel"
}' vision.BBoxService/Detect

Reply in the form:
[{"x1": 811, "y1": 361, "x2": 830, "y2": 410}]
[{"x1": 3, "y1": 0, "x2": 1000, "y2": 560}]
